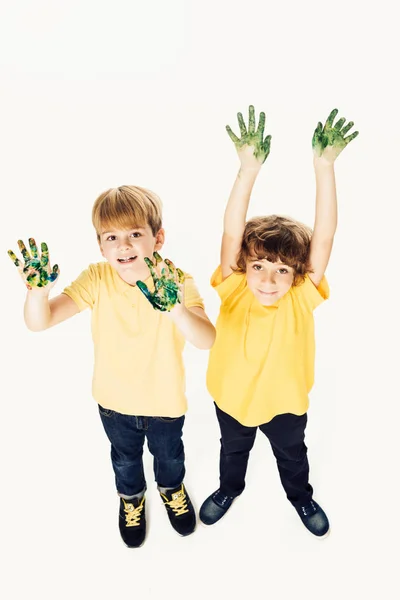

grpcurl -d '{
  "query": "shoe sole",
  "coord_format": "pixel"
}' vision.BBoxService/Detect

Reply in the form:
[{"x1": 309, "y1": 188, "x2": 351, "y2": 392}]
[
  {"x1": 313, "y1": 527, "x2": 331, "y2": 540},
  {"x1": 302, "y1": 526, "x2": 331, "y2": 540},
  {"x1": 121, "y1": 536, "x2": 146, "y2": 548}
]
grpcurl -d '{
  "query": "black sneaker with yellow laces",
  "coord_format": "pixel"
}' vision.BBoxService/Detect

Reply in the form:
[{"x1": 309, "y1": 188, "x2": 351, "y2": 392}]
[
  {"x1": 159, "y1": 483, "x2": 196, "y2": 536},
  {"x1": 119, "y1": 495, "x2": 146, "y2": 548}
]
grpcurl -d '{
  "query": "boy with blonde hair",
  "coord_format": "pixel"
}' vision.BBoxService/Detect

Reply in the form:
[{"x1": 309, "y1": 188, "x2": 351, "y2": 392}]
[
  {"x1": 200, "y1": 106, "x2": 358, "y2": 537},
  {"x1": 8, "y1": 185, "x2": 215, "y2": 548}
]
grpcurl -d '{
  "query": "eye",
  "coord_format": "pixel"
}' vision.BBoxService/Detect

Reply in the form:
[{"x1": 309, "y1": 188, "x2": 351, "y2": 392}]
[
  {"x1": 106, "y1": 235, "x2": 116, "y2": 241},
  {"x1": 277, "y1": 268, "x2": 289, "y2": 275},
  {"x1": 130, "y1": 232, "x2": 141, "y2": 238},
  {"x1": 252, "y1": 264, "x2": 262, "y2": 271}
]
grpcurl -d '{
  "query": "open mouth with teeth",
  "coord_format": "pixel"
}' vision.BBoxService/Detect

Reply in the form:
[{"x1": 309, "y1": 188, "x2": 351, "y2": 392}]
[{"x1": 117, "y1": 256, "x2": 137, "y2": 264}]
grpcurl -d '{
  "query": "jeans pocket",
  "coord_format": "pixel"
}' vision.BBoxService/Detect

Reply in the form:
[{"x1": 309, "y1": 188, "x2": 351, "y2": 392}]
[
  {"x1": 98, "y1": 404, "x2": 115, "y2": 418},
  {"x1": 157, "y1": 416, "x2": 180, "y2": 423}
]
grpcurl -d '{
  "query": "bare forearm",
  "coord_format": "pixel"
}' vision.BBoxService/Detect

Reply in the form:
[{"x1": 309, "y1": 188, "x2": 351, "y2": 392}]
[
  {"x1": 313, "y1": 160, "x2": 338, "y2": 240},
  {"x1": 224, "y1": 167, "x2": 260, "y2": 239},
  {"x1": 24, "y1": 292, "x2": 51, "y2": 331},
  {"x1": 169, "y1": 308, "x2": 216, "y2": 349}
]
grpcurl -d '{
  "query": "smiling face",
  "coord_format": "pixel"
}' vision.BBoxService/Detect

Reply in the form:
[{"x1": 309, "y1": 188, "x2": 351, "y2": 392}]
[
  {"x1": 99, "y1": 224, "x2": 165, "y2": 285},
  {"x1": 245, "y1": 256, "x2": 294, "y2": 305}
]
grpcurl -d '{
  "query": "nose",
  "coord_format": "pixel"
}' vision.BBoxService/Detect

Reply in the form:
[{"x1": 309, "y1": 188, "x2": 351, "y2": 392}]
[
  {"x1": 118, "y1": 236, "x2": 134, "y2": 250},
  {"x1": 261, "y1": 270, "x2": 276, "y2": 286}
]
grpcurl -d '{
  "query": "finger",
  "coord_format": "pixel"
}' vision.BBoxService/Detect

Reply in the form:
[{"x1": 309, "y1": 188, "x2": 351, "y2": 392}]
[
  {"x1": 163, "y1": 258, "x2": 177, "y2": 278},
  {"x1": 344, "y1": 131, "x2": 359, "y2": 145},
  {"x1": 341, "y1": 121, "x2": 354, "y2": 136},
  {"x1": 237, "y1": 112, "x2": 247, "y2": 137},
  {"x1": 49, "y1": 265, "x2": 59, "y2": 282},
  {"x1": 263, "y1": 135, "x2": 272, "y2": 154},
  {"x1": 164, "y1": 259, "x2": 185, "y2": 285},
  {"x1": 333, "y1": 117, "x2": 346, "y2": 131},
  {"x1": 17, "y1": 240, "x2": 30, "y2": 263},
  {"x1": 256, "y1": 111, "x2": 266, "y2": 139},
  {"x1": 137, "y1": 281, "x2": 165, "y2": 311},
  {"x1": 29, "y1": 237, "x2": 39, "y2": 258},
  {"x1": 248, "y1": 105, "x2": 256, "y2": 134},
  {"x1": 144, "y1": 256, "x2": 159, "y2": 285},
  {"x1": 136, "y1": 280, "x2": 152, "y2": 302},
  {"x1": 40, "y1": 242, "x2": 50, "y2": 271},
  {"x1": 8, "y1": 250, "x2": 21, "y2": 268},
  {"x1": 176, "y1": 267, "x2": 185, "y2": 284},
  {"x1": 153, "y1": 251, "x2": 163, "y2": 265},
  {"x1": 226, "y1": 125, "x2": 240, "y2": 144},
  {"x1": 325, "y1": 108, "x2": 338, "y2": 129},
  {"x1": 312, "y1": 123, "x2": 323, "y2": 147}
]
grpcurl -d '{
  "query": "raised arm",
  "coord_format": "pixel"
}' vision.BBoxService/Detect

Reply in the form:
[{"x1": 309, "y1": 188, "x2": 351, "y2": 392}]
[
  {"x1": 8, "y1": 238, "x2": 79, "y2": 331},
  {"x1": 222, "y1": 105, "x2": 271, "y2": 280},
  {"x1": 308, "y1": 109, "x2": 359, "y2": 287}
]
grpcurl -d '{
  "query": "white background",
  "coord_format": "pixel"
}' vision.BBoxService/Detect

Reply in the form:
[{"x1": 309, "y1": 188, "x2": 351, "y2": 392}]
[{"x1": 1, "y1": 1, "x2": 399, "y2": 598}]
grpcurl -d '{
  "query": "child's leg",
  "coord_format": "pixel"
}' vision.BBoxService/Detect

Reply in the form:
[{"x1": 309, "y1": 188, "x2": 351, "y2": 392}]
[
  {"x1": 146, "y1": 416, "x2": 196, "y2": 536},
  {"x1": 98, "y1": 405, "x2": 146, "y2": 497},
  {"x1": 215, "y1": 404, "x2": 257, "y2": 497},
  {"x1": 259, "y1": 412, "x2": 313, "y2": 507},
  {"x1": 145, "y1": 416, "x2": 186, "y2": 489}
]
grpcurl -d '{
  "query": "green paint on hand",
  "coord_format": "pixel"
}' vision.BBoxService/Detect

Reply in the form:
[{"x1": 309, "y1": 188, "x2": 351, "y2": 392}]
[
  {"x1": 7, "y1": 238, "x2": 59, "y2": 288},
  {"x1": 226, "y1": 105, "x2": 271, "y2": 164},
  {"x1": 312, "y1": 108, "x2": 359, "y2": 159},
  {"x1": 137, "y1": 253, "x2": 185, "y2": 312}
]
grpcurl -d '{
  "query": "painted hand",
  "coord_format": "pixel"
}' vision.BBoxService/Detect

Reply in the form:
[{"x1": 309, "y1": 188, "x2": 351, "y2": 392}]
[
  {"x1": 136, "y1": 252, "x2": 185, "y2": 312},
  {"x1": 7, "y1": 238, "x2": 59, "y2": 291},
  {"x1": 312, "y1": 109, "x2": 359, "y2": 163},
  {"x1": 226, "y1": 105, "x2": 271, "y2": 167}
]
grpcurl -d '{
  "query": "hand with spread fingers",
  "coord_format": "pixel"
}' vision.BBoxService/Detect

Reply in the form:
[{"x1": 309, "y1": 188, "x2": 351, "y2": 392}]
[
  {"x1": 7, "y1": 238, "x2": 59, "y2": 291},
  {"x1": 312, "y1": 108, "x2": 359, "y2": 164},
  {"x1": 226, "y1": 104, "x2": 271, "y2": 169},
  {"x1": 136, "y1": 251, "x2": 185, "y2": 312}
]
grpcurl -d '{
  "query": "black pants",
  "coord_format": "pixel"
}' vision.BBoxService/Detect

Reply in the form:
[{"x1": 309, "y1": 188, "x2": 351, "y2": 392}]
[{"x1": 215, "y1": 404, "x2": 313, "y2": 507}]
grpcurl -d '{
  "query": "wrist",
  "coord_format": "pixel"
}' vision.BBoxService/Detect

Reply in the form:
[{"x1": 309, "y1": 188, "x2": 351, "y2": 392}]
[
  {"x1": 313, "y1": 156, "x2": 335, "y2": 171},
  {"x1": 238, "y1": 165, "x2": 261, "y2": 176},
  {"x1": 166, "y1": 301, "x2": 187, "y2": 322}
]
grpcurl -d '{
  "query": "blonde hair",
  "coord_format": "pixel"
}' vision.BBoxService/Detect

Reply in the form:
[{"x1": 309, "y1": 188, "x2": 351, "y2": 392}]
[
  {"x1": 234, "y1": 215, "x2": 312, "y2": 285},
  {"x1": 92, "y1": 185, "x2": 163, "y2": 240}
]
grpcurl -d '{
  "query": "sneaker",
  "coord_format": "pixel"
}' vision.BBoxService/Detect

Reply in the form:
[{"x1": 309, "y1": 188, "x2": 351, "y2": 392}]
[
  {"x1": 295, "y1": 499, "x2": 330, "y2": 538},
  {"x1": 199, "y1": 489, "x2": 234, "y2": 525},
  {"x1": 159, "y1": 484, "x2": 196, "y2": 536},
  {"x1": 119, "y1": 495, "x2": 146, "y2": 548}
]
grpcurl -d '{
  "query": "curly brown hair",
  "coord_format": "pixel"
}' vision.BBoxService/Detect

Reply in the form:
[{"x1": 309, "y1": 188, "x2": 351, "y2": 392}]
[{"x1": 234, "y1": 215, "x2": 313, "y2": 285}]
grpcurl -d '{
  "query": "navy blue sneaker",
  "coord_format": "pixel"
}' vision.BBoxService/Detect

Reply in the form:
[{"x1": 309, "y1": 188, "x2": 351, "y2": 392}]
[
  {"x1": 159, "y1": 484, "x2": 196, "y2": 536},
  {"x1": 295, "y1": 499, "x2": 330, "y2": 538},
  {"x1": 199, "y1": 489, "x2": 235, "y2": 525},
  {"x1": 119, "y1": 495, "x2": 146, "y2": 548}
]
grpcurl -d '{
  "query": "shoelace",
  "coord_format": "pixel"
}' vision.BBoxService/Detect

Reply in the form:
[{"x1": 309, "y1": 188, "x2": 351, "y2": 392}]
[
  {"x1": 122, "y1": 497, "x2": 144, "y2": 527},
  {"x1": 213, "y1": 490, "x2": 233, "y2": 508},
  {"x1": 300, "y1": 500, "x2": 317, "y2": 517},
  {"x1": 165, "y1": 491, "x2": 189, "y2": 516}
]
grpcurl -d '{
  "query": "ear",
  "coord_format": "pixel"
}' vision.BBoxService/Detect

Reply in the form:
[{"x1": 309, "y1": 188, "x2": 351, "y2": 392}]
[{"x1": 154, "y1": 228, "x2": 165, "y2": 251}]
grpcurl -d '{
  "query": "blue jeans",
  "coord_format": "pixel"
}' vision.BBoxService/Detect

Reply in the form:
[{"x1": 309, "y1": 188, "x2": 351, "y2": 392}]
[{"x1": 98, "y1": 405, "x2": 186, "y2": 497}]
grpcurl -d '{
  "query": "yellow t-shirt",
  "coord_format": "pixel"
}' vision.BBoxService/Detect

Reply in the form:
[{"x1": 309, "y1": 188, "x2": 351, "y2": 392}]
[
  {"x1": 206, "y1": 266, "x2": 329, "y2": 426},
  {"x1": 63, "y1": 262, "x2": 204, "y2": 417}
]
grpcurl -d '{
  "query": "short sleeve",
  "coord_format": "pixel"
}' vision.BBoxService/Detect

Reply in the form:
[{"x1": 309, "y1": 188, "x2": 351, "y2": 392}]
[
  {"x1": 62, "y1": 264, "x2": 99, "y2": 311},
  {"x1": 184, "y1": 274, "x2": 204, "y2": 310},
  {"x1": 210, "y1": 265, "x2": 246, "y2": 304},
  {"x1": 292, "y1": 274, "x2": 330, "y2": 313}
]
